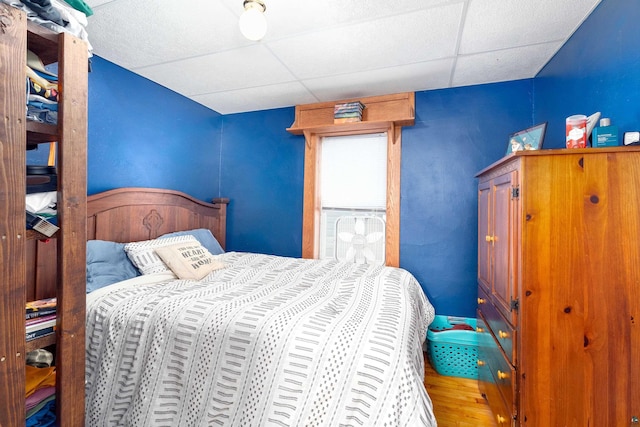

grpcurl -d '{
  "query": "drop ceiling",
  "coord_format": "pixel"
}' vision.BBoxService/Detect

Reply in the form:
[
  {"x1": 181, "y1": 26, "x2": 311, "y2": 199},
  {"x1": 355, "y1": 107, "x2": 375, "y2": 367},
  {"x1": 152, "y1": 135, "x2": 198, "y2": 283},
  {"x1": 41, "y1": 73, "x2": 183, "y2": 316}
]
[{"x1": 84, "y1": 0, "x2": 602, "y2": 115}]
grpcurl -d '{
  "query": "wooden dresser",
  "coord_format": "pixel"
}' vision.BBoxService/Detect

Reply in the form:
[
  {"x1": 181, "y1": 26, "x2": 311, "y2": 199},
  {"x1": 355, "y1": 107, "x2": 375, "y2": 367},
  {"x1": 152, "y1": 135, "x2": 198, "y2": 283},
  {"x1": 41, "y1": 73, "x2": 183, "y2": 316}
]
[{"x1": 476, "y1": 148, "x2": 640, "y2": 426}]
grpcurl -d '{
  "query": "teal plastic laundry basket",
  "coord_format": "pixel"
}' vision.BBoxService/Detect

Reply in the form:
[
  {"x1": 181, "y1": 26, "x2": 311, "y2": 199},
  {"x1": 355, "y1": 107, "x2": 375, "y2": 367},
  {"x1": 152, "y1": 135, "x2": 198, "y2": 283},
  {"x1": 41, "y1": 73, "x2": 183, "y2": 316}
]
[{"x1": 426, "y1": 315, "x2": 478, "y2": 379}]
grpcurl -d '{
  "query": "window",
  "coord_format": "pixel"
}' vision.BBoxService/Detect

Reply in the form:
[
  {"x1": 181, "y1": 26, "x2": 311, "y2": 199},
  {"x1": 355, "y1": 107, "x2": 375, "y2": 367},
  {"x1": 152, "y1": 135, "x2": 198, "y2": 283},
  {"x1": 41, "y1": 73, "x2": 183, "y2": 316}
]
[
  {"x1": 300, "y1": 124, "x2": 403, "y2": 267},
  {"x1": 286, "y1": 92, "x2": 415, "y2": 267},
  {"x1": 319, "y1": 134, "x2": 387, "y2": 265}
]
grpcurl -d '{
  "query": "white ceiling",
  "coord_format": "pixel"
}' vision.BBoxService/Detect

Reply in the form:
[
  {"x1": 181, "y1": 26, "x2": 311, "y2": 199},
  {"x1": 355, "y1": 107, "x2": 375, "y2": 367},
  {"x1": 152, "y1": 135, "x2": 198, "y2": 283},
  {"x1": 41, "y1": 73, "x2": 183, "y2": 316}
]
[{"x1": 83, "y1": 0, "x2": 602, "y2": 115}]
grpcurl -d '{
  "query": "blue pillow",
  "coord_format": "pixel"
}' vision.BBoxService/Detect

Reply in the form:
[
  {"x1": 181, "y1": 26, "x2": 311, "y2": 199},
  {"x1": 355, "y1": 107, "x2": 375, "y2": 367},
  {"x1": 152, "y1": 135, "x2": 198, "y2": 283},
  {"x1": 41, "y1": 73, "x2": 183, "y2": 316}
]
[
  {"x1": 86, "y1": 240, "x2": 140, "y2": 293},
  {"x1": 159, "y1": 228, "x2": 224, "y2": 255}
]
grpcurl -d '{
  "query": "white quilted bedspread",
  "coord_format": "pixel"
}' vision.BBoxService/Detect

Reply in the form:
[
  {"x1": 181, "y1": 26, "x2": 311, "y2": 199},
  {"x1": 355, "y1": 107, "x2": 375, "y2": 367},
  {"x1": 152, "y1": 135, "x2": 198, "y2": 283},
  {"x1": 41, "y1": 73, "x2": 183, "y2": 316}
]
[{"x1": 85, "y1": 252, "x2": 437, "y2": 427}]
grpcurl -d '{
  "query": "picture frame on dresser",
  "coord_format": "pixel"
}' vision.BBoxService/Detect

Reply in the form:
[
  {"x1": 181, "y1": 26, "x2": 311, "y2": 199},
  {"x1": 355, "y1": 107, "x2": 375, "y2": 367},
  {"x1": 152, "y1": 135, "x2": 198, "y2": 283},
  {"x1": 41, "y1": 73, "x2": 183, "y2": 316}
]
[{"x1": 506, "y1": 122, "x2": 547, "y2": 154}]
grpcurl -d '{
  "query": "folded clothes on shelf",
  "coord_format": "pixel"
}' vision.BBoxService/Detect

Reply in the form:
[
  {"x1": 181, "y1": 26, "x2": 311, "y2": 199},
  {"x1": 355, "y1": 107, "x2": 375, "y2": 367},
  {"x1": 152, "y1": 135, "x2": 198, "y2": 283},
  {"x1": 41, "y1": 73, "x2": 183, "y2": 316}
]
[
  {"x1": 26, "y1": 190, "x2": 56, "y2": 211},
  {"x1": 1, "y1": 0, "x2": 93, "y2": 55},
  {"x1": 25, "y1": 50, "x2": 59, "y2": 124}
]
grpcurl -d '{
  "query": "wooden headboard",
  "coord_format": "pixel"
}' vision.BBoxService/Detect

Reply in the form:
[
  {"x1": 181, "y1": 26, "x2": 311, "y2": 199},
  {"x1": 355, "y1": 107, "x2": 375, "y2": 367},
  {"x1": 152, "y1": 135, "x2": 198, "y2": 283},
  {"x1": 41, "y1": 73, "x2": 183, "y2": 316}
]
[
  {"x1": 27, "y1": 188, "x2": 229, "y2": 300},
  {"x1": 87, "y1": 187, "x2": 229, "y2": 246}
]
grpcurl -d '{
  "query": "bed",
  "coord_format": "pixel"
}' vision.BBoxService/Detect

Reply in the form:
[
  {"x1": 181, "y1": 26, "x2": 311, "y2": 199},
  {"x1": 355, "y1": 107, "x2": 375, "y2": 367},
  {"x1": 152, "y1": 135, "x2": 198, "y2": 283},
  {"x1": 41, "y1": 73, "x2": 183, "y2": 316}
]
[{"x1": 84, "y1": 187, "x2": 437, "y2": 427}]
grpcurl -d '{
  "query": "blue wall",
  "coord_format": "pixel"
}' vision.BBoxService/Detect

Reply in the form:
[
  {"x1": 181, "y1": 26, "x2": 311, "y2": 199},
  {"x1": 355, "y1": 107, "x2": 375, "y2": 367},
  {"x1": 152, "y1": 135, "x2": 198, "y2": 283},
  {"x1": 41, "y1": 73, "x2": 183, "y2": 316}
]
[
  {"x1": 535, "y1": 0, "x2": 640, "y2": 146},
  {"x1": 85, "y1": 57, "x2": 223, "y2": 201},
  {"x1": 28, "y1": 57, "x2": 224, "y2": 202},
  {"x1": 30, "y1": 0, "x2": 634, "y2": 318},
  {"x1": 219, "y1": 109, "x2": 304, "y2": 256},
  {"x1": 400, "y1": 82, "x2": 532, "y2": 316}
]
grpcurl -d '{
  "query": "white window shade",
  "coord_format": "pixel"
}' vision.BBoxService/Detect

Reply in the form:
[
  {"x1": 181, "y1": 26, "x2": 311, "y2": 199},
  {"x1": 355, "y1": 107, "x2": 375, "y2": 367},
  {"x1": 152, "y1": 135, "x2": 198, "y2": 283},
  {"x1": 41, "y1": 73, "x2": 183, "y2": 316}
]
[{"x1": 320, "y1": 134, "x2": 387, "y2": 209}]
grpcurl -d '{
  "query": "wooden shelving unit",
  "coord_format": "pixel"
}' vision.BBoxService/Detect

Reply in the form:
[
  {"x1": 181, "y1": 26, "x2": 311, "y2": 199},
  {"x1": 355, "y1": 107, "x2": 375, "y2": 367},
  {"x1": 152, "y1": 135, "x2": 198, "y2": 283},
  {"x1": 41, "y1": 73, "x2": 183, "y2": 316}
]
[
  {"x1": 25, "y1": 334, "x2": 57, "y2": 354},
  {"x1": 0, "y1": 5, "x2": 88, "y2": 426}
]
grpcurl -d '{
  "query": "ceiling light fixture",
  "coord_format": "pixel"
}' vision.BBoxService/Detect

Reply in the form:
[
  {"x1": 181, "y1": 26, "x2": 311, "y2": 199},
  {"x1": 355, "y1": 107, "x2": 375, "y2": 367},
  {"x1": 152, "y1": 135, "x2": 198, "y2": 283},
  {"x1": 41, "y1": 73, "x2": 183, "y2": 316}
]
[{"x1": 239, "y1": 0, "x2": 267, "y2": 41}]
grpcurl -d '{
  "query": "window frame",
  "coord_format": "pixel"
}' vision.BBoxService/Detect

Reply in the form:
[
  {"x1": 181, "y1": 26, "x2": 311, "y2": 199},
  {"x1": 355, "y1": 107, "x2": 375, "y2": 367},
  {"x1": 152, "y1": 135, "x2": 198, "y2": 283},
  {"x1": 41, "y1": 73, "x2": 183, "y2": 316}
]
[
  {"x1": 287, "y1": 92, "x2": 415, "y2": 267},
  {"x1": 302, "y1": 125, "x2": 402, "y2": 266}
]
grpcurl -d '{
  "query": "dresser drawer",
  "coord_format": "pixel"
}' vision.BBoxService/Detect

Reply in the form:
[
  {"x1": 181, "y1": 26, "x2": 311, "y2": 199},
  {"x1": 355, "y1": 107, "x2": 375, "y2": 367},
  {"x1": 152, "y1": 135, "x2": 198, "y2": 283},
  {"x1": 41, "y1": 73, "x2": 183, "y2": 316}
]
[
  {"x1": 478, "y1": 286, "x2": 516, "y2": 365},
  {"x1": 477, "y1": 312, "x2": 515, "y2": 426},
  {"x1": 476, "y1": 312, "x2": 495, "y2": 386},
  {"x1": 480, "y1": 370, "x2": 513, "y2": 426}
]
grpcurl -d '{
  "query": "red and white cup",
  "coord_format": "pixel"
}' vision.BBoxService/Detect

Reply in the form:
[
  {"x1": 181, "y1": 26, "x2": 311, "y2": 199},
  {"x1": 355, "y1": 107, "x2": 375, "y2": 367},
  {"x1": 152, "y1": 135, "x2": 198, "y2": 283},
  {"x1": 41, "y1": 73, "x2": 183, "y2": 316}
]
[{"x1": 566, "y1": 115, "x2": 587, "y2": 148}]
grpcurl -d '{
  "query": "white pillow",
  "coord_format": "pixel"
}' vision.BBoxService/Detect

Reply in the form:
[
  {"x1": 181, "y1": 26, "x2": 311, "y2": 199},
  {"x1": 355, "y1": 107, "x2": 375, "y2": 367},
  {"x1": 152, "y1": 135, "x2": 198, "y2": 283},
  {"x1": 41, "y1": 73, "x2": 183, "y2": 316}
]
[
  {"x1": 124, "y1": 235, "x2": 198, "y2": 275},
  {"x1": 155, "y1": 241, "x2": 225, "y2": 280}
]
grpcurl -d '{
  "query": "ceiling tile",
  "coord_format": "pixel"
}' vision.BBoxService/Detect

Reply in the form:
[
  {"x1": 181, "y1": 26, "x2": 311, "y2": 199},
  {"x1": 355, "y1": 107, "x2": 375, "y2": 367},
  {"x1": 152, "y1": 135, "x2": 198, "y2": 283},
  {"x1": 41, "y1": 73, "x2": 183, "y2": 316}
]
[
  {"x1": 84, "y1": 0, "x2": 115, "y2": 7},
  {"x1": 134, "y1": 45, "x2": 297, "y2": 97},
  {"x1": 267, "y1": 3, "x2": 464, "y2": 79},
  {"x1": 460, "y1": 0, "x2": 602, "y2": 54},
  {"x1": 452, "y1": 42, "x2": 562, "y2": 87},
  {"x1": 192, "y1": 81, "x2": 319, "y2": 115},
  {"x1": 86, "y1": 0, "x2": 250, "y2": 69},
  {"x1": 303, "y1": 58, "x2": 455, "y2": 101},
  {"x1": 244, "y1": 0, "x2": 456, "y2": 40}
]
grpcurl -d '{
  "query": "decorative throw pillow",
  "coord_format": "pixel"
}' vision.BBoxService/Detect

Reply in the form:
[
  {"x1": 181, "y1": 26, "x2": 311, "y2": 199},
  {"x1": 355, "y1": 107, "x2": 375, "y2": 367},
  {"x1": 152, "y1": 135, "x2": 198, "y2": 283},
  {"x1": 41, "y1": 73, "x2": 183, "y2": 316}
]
[
  {"x1": 124, "y1": 235, "x2": 198, "y2": 275},
  {"x1": 154, "y1": 241, "x2": 225, "y2": 280},
  {"x1": 86, "y1": 240, "x2": 140, "y2": 293},
  {"x1": 159, "y1": 228, "x2": 224, "y2": 255}
]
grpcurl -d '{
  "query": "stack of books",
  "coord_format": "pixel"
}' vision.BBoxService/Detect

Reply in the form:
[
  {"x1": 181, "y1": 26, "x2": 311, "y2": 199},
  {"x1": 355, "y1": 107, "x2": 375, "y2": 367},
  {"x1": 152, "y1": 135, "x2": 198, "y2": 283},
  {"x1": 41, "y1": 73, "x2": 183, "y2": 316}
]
[
  {"x1": 26, "y1": 297, "x2": 57, "y2": 342},
  {"x1": 334, "y1": 101, "x2": 365, "y2": 123}
]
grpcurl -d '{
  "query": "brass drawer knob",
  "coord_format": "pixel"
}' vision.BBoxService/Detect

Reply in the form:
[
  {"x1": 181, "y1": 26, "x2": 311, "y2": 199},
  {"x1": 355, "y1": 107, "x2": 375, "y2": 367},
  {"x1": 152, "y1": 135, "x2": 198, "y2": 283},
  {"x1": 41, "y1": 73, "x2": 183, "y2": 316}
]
[
  {"x1": 477, "y1": 297, "x2": 486, "y2": 304},
  {"x1": 476, "y1": 327, "x2": 485, "y2": 333},
  {"x1": 477, "y1": 359, "x2": 485, "y2": 366},
  {"x1": 498, "y1": 330, "x2": 509, "y2": 339},
  {"x1": 497, "y1": 414, "x2": 506, "y2": 424},
  {"x1": 497, "y1": 370, "x2": 509, "y2": 380}
]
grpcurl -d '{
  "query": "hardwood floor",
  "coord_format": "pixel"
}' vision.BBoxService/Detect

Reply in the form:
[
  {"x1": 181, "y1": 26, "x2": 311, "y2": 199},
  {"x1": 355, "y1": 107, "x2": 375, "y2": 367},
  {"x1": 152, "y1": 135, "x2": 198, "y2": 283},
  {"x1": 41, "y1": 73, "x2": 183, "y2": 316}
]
[{"x1": 424, "y1": 354, "x2": 496, "y2": 427}]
